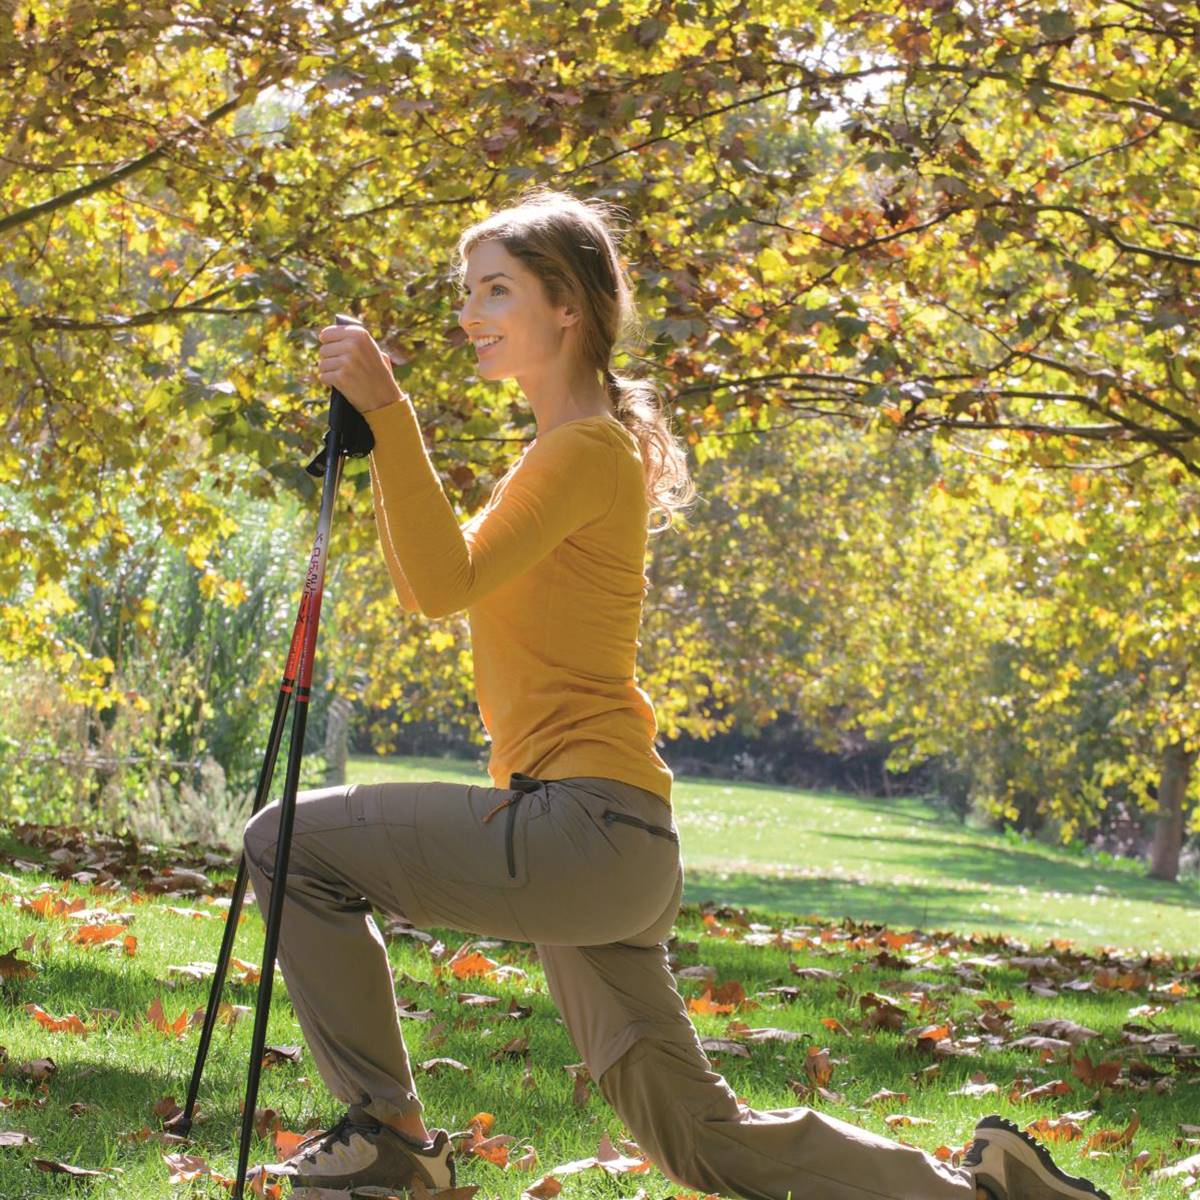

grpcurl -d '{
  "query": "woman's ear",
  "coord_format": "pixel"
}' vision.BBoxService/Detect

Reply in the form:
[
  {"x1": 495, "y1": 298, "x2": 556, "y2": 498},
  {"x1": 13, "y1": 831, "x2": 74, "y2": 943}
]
[{"x1": 558, "y1": 293, "x2": 584, "y2": 328}]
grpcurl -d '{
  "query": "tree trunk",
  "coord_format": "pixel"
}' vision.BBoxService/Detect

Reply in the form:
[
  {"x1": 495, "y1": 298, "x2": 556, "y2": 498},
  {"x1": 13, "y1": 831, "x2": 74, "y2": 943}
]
[
  {"x1": 1149, "y1": 738, "x2": 1194, "y2": 882},
  {"x1": 323, "y1": 693, "x2": 353, "y2": 786}
]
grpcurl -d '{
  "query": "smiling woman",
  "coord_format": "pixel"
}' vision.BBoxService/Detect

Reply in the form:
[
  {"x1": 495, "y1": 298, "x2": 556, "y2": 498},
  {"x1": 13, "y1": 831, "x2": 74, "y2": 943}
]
[
  {"x1": 451, "y1": 186, "x2": 695, "y2": 533},
  {"x1": 245, "y1": 187, "x2": 1112, "y2": 1200}
]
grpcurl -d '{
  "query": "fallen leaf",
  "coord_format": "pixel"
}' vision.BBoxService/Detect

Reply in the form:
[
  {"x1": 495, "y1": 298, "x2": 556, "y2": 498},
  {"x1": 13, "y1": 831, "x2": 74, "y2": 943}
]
[{"x1": 1086, "y1": 1111, "x2": 1140, "y2": 1151}]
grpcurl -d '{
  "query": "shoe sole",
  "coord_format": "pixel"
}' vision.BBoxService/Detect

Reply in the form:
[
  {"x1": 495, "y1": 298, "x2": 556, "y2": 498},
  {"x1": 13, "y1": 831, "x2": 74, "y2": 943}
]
[{"x1": 967, "y1": 1116, "x2": 1111, "y2": 1200}]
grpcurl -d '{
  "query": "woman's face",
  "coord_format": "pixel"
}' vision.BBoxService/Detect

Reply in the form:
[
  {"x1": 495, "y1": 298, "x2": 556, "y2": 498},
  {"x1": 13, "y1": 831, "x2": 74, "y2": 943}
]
[{"x1": 456, "y1": 240, "x2": 573, "y2": 381}]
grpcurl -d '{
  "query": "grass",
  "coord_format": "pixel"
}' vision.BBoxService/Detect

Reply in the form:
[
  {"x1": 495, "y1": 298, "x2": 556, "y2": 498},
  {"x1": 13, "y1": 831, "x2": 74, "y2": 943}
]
[{"x1": 0, "y1": 757, "x2": 1197, "y2": 1199}]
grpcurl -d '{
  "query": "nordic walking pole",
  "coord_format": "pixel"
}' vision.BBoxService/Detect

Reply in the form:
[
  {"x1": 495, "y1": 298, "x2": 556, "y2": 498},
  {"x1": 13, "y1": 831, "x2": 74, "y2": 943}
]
[
  {"x1": 172, "y1": 315, "x2": 376, "y2": 1198},
  {"x1": 175, "y1": 570, "x2": 316, "y2": 1137}
]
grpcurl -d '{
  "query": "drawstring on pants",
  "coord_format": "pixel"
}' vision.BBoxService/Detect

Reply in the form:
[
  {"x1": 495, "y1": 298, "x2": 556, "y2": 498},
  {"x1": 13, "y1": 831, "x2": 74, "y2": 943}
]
[{"x1": 482, "y1": 772, "x2": 545, "y2": 880}]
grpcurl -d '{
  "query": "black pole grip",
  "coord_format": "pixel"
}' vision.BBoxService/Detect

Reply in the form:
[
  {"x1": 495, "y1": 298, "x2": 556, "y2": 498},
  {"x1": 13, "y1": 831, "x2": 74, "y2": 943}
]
[{"x1": 305, "y1": 313, "x2": 377, "y2": 476}]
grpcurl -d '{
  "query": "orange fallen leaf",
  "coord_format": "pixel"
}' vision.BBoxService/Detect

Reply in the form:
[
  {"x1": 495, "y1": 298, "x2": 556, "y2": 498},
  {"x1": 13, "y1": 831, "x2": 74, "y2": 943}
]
[
  {"x1": 1086, "y1": 1111, "x2": 1139, "y2": 1151},
  {"x1": 1026, "y1": 1117, "x2": 1084, "y2": 1142},
  {"x1": 450, "y1": 951, "x2": 501, "y2": 979},
  {"x1": 1071, "y1": 1053, "x2": 1122, "y2": 1088},
  {"x1": 804, "y1": 1047, "x2": 833, "y2": 1087},
  {"x1": 25, "y1": 1002, "x2": 90, "y2": 1036},
  {"x1": 70, "y1": 922, "x2": 129, "y2": 945},
  {"x1": 141, "y1": 998, "x2": 190, "y2": 1038}
]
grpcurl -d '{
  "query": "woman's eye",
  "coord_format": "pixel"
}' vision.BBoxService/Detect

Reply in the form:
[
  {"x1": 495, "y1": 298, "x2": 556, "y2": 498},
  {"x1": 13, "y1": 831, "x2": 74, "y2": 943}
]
[{"x1": 491, "y1": 285, "x2": 506, "y2": 296}]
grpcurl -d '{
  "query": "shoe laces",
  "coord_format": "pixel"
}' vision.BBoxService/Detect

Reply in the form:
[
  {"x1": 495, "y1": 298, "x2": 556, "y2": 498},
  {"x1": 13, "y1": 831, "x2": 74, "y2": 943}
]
[{"x1": 293, "y1": 1110, "x2": 379, "y2": 1163}]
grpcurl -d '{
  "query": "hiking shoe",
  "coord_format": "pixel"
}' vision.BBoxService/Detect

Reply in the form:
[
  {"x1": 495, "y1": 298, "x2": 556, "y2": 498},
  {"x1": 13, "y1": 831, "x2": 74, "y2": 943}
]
[
  {"x1": 270, "y1": 1103, "x2": 455, "y2": 1197},
  {"x1": 966, "y1": 1116, "x2": 1110, "y2": 1200}
]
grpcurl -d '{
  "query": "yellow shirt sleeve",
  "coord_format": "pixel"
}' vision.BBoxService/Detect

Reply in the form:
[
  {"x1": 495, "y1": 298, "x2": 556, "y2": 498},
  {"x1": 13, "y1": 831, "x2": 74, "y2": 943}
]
[
  {"x1": 368, "y1": 453, "x2": 420, "y2": 614},
  {"x1": 363, "y1": 396, "x2": 617, "y2": 619}
]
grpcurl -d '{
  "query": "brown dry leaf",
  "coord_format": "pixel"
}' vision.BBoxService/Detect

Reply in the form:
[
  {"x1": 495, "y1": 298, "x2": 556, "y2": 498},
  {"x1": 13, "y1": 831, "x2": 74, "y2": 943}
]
[
  {"x1": 1093, "y1": 968, "x2": 1150, "y2": 991},
  {"x1": 1015, "y1": 1079, "x2": 1071, "y2": 1103},
  {"x1": 521, "y1": 1171, "x2": 562, "y2": 1198},
  {"x1": 32, "y1": 1157, "x2": 109, "y2": 1177},
  {"x1": 859, "y1": 992, "x2": 907, "y2": 1031},
  {"x1": 1151, "y1": 1151, "x2": 1200, "y2": 1181},
  {"x1": 547, "y1": 1131, "x2": 652, "y2": 1177},
  {"x1": 1025, "y1": 1117, "x2": 1085, "y2": 1142},
  {"x1": 885, "y1": 1115, "x2": 935, "y2": 1128},
  {"x1": 804, "y1": 1047, "x2": 834, "y2": 1087},
  {"x1": 1086, "y1": 1111, "x2": 1140, "y2": 1151},
  {"x1": 866, "y1": 1089, "x2": 909, "y2": 1107},
  {"x1": 263, "y1": 1044, "x2": 302, "y2": 1067},
  {"x1": 1009, "y1": 1036, "x2": 1071, "y2": 1061},
  {"x1": 952, "y1": 1075, "x2": 1000, "y2": 1098},
  {"x1": 564, "y1": 1063, "x2": 591, "y2": 1107},
  {"x1": 455, "y1": 992, "x2": 501, "y2": 1007},
  {"x1": 163, "y1": 1151, "x2": 211, "y2": 1182},
  {"x1": 12, "y1": 1057, "x2": 57, "y2": 1082},
  {"x1": 420, "y1": 1057, "x2": 470, "y2": 1074},
  {"x1": 1025, "y1": 1018, "x2": 1100, "y2": 1044},
  {"x1": 0, "y1": 948, "x2": 37, "y2": 981},
  {"x1": 1071, "y1": 1053, "x2": 1122, "y2": 1088},
  {"x1": 688, "y1": 981, "x2": 745, "y2": 1016},
  {"x1": 820, "y1": 1016, "x2": 852, "y2": 1036},
  {"x1": 151, "y1": 1094, "x2": 205, "y2": 1131},
  {"x1": 1124, "y1": 1149, "x2": 1153, "y2": 1182},
  {"x1": 0, "y1": 1130, "x2": 36, "y2": 1147},
  {"x1": 117, "y1": 1125, "x2": 188, "y2": 1147}
]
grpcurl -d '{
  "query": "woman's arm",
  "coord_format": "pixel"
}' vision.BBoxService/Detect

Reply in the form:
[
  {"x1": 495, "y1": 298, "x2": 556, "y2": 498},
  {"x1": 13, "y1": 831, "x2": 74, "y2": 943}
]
[
  {"x1": 363, "y1": 396, "x2": 616, "y2": 619},
  {"x1": 369, "y1": 453, "x2": 421, "y2": 614}
]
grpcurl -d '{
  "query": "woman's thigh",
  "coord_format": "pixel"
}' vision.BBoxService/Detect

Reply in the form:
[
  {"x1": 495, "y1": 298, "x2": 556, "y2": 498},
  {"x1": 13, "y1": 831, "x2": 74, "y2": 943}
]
[{"x1": 244, "y1": 771, "x2": 682, "y2": 948}]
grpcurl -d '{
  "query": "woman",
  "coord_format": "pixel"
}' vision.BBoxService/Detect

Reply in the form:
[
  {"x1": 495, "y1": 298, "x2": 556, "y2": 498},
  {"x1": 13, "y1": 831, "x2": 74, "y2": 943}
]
[{"x1": 242, "y1": 188, "x2": 1109, "y2": 1200}]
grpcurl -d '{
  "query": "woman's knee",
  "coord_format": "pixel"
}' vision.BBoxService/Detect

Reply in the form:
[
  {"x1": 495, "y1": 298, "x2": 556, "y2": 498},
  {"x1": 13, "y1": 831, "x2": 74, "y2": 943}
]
[{"x1": 242, "y1": 799, "x2": 282, "y2": 870}]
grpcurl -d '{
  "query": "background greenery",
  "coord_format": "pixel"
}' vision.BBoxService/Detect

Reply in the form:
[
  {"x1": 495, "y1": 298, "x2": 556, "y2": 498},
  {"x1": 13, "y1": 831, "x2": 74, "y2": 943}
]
[{"x1": 4, "y1": 0, "x2": 1198, "y2": 883}]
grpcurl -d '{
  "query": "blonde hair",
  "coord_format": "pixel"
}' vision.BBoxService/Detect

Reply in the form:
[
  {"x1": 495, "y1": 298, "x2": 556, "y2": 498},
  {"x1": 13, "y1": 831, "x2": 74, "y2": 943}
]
[{"x1": 453, "y1": 186, "x2": 697, "y2": 534}]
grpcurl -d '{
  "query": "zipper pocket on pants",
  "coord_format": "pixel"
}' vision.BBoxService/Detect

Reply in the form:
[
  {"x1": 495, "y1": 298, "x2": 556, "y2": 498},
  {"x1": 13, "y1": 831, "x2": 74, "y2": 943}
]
[
  {"x1": 602, "y1": 809, "x2": 679, "y2": 844},
  {"x1": 505, "y1": 796, "x2": 521, "y2": 879}
]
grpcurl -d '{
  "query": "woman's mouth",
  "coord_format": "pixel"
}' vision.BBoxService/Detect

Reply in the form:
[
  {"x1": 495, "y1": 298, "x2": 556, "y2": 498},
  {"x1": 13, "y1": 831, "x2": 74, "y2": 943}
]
[{"x1": 475, "y1": 336, "x2": 504, "y2": 357}]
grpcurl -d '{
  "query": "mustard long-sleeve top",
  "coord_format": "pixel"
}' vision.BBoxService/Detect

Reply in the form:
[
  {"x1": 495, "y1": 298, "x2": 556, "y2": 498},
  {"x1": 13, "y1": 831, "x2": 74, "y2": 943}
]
[{"x1": 362, "y1": 394, "x2": 673, "y2": 809}]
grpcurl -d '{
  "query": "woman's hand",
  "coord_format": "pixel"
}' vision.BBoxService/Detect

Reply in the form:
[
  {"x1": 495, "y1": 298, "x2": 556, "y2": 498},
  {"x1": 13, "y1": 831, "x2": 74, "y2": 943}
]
[{"x1": 316, "y1": 324, "x2": 403, "y2": 414}]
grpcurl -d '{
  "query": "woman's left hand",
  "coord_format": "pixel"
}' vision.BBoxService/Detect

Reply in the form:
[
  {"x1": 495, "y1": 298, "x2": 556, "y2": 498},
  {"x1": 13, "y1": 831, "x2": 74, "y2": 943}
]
[{"x1": 316, "y1": 324, "x2": 403, "y2": 414}]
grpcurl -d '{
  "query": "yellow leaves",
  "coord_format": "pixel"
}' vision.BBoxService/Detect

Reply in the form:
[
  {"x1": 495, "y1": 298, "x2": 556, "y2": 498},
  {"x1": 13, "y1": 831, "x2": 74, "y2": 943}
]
[
  {"x1": 186, "y1": 534, "x2": 212, "y2": 571},
  {"x1": 149, "y1": 324, "x2": 181, "y2": 355},
  {"x1": 429, "y1": 627, "x2": 456, "y2": 652},
  {"x1": 32, "y1": 579, "x2": 77, "y2": 617},
  {"x1": 755, "y1": 246, "x2": 789, "y2": 285}
]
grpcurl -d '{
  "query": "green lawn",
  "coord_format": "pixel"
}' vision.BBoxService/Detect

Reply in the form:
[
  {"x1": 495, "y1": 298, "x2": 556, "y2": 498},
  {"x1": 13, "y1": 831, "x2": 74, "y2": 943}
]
[{"x1": 0, "y1": 760, "x2": 1196, "y2": 1199}]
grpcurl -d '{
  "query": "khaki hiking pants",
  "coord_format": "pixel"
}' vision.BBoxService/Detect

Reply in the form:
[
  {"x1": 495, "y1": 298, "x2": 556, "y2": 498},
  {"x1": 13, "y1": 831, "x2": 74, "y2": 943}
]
[{"x1": 242, "y1": 771, "x2": 975, "y2": 1200}]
